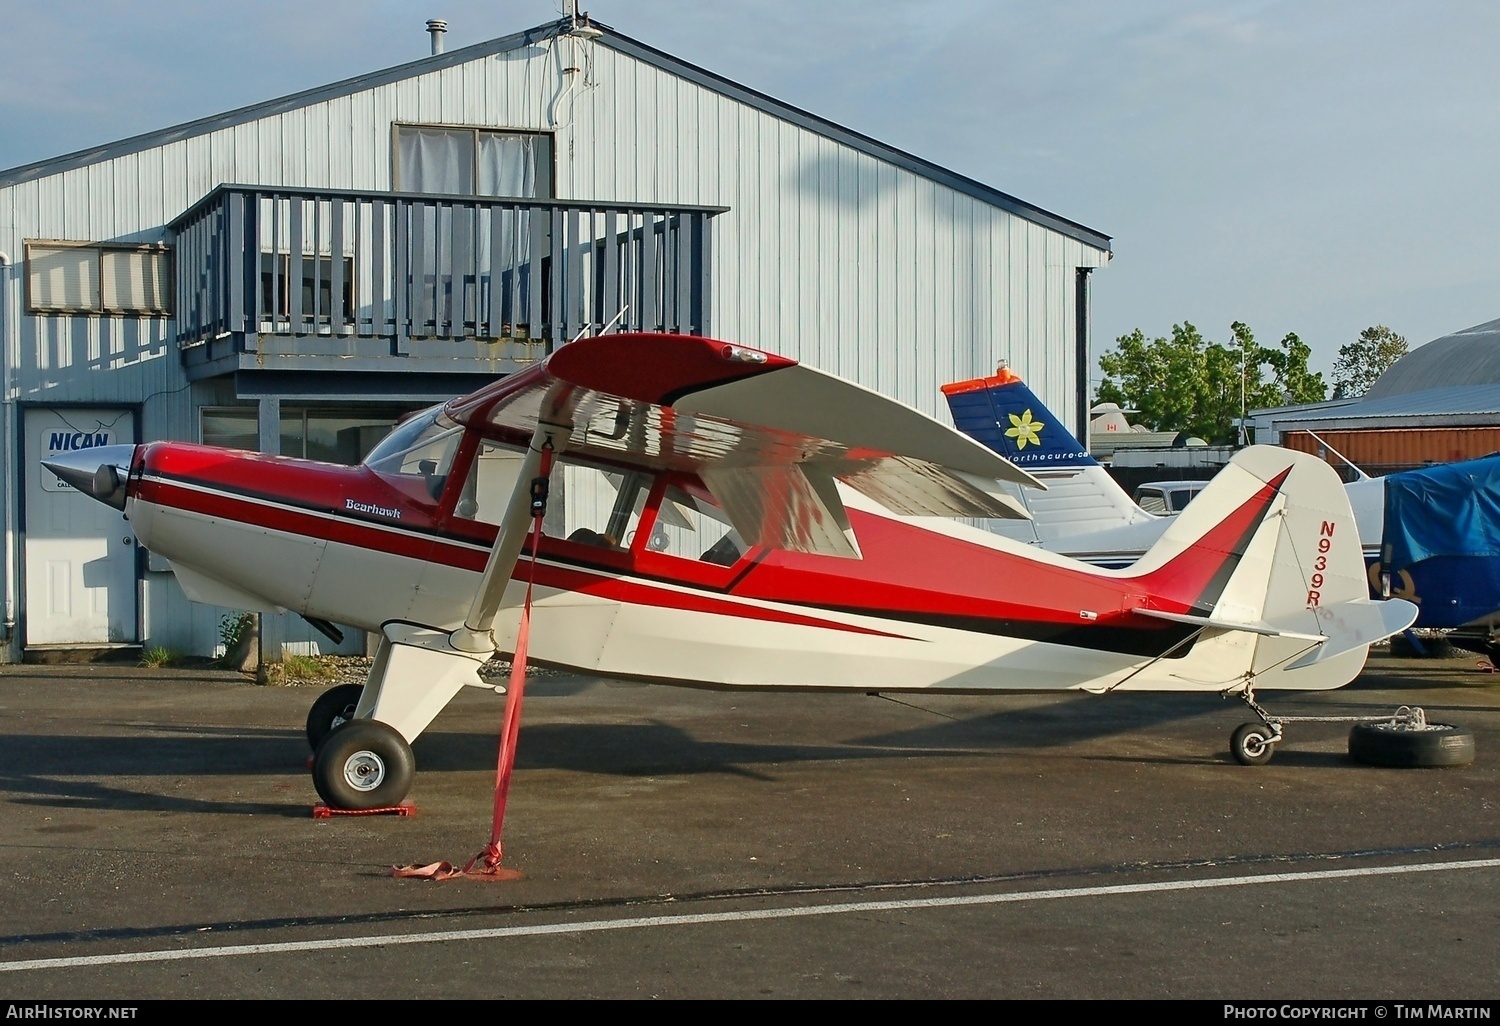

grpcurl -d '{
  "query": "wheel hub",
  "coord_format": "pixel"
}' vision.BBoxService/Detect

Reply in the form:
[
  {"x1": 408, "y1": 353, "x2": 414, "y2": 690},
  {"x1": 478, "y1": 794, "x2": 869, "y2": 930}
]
[{"x1": 343, "y1": 750, "x2": 387, "y2": 792}]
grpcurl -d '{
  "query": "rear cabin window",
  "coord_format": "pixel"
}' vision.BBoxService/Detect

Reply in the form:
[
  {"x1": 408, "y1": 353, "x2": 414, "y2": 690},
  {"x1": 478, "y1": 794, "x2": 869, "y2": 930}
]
[
  {"x1": 558, "y1": 463, "x2": 649, "y2": 552},
  {"x1": 646, "y1": 483, "x2": 743, "y2": 565}
]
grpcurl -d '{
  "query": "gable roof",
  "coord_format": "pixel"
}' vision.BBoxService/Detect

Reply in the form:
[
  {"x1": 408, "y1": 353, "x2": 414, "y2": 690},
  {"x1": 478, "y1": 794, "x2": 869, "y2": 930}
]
[{"x1": 0, "y1": 18, "x2": 1110, "y2": 252}]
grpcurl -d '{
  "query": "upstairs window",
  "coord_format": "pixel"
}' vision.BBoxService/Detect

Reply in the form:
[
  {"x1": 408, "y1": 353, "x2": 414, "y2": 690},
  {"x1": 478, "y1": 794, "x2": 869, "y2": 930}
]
[
  {"x1": 258, "y1": 253, "x2": 355, "y2": 321},
  {"x1": 26, "y1": 241, "x2": 172, "y2": 315},
  {"x1": 394, "y1": 125, "x2": 553, "y2": 198}
]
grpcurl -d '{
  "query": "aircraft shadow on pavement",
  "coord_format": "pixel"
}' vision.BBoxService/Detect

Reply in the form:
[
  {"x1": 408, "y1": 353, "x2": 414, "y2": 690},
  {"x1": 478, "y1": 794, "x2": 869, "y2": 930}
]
[
  {"x1": 848, "y1": 692, "x2": 1215, "y2": 752},
  {"x1": 415, "y1": 722, "x2": 970, "y2": 778},
  {"x1": 0, "y1": 722, "x2": 967, "y2": 815},
  {"x1": 0, "y1": 731, "x2": 311, "y2": 815},
  {"x1": 0, "y1": 690, "x2": 1363, "y2": 815},
  {"x1": 1, "y1": 772, "x2": 309, "y2": 817}
]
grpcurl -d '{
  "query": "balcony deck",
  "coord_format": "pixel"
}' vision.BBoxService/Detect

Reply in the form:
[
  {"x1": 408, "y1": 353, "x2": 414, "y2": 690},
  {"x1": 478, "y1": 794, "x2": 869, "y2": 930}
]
[{"x1": 169, "y1": 185, "x2": 725, "y2": 380}]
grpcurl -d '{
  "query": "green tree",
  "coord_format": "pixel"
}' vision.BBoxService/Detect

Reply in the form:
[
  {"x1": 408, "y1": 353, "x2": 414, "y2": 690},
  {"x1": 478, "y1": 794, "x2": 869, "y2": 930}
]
[
  {"x1": 1095, "y1": 321, "x2": 1327, "y2": 443},
  {"x1": 1331, "y1": 325, "x2": 1408, "y2": 398},
  {"x1": 1259, "y1": 328, "x2": 1327, "y2": 406}
]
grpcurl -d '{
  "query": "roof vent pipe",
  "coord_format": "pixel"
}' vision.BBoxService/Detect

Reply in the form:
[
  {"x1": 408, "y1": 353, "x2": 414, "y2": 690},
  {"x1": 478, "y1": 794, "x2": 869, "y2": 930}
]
[{"x1": 426, "y1": 19, "x2": 447, "y2": 55}]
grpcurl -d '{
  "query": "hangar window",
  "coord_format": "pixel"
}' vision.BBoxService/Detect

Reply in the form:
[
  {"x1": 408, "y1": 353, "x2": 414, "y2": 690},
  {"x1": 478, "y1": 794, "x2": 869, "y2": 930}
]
[
  {"x1": 394, "y1": 125, "x2": 554, "y2": 198},
  {"x1": 280, "y1": 407, "x2": 413, "y2": 465},
  {"x1": 200, "y1": 408, "x2": 259, "y2": 452},
  {"x1": 200, "y1": 407, "x2": 417, "y2": 463},
  {"x1": 26, "y1": 241, "x2": 172, "y2": 315}
]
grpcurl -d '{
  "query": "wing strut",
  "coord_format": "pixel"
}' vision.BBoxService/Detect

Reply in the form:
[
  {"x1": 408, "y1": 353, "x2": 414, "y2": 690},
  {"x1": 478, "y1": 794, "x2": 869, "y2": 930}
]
[
  {"x1": 337, "y1": 387, "x2": 574, "y2": 752},
  {"x1": 452, "y1": 391, "x2": 574, "y2": 654}
]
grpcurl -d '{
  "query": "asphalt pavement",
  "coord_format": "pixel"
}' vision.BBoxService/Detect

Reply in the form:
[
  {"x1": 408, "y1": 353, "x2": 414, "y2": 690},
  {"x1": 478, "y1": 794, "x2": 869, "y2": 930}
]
[{"x1": 0, "y1": 650, "x2": 1496, "y2": 999}]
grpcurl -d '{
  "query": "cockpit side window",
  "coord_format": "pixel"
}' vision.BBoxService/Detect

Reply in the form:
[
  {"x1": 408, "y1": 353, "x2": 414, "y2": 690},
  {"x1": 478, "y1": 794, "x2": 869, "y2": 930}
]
[
  {"x1": 451, "y1": 439, "x2": 527, "y2": 526},
  {"x1": 445, "y1": 445, "x2": 658, "y2": 554}
]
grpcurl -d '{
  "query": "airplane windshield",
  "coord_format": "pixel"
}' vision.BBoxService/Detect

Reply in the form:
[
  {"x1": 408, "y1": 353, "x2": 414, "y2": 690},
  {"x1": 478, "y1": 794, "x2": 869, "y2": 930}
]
[{"x1": 363, "y1": 407, "x2": 464, "y2": 502}]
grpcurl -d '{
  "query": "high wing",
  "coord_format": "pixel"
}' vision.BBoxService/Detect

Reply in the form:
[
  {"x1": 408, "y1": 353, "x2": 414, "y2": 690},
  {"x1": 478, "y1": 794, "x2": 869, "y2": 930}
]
[{"x1": 446, "y1": 333, "x2": 1040, "y2": 560}]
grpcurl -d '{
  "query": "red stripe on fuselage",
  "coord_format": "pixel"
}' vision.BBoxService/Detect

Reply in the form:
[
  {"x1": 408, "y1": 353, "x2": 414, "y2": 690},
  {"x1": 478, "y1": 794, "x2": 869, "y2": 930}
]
[
  {"x1": 134, "y1": 476, "x2": 907, "y2": 640},
  {"x1": 736, "y1": 471, "x2": 1288, "y2": 629},
  {"x1": 133, "y1": 441, "x2": 1287, "y2": 645}
]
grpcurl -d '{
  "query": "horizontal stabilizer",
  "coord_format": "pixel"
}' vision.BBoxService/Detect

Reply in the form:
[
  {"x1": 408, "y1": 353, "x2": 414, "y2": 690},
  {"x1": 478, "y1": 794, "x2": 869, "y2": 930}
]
[
  {"x1": 1133, "y1": 606, "x2": 1327, "y2": 643},
  {"x1": 1283, "y1": 597, "x2": 1418, "y2": 669}
]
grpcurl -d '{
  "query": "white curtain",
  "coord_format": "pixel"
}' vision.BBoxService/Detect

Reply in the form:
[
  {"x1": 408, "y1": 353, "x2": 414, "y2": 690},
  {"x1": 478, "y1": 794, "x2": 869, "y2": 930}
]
[
  {"x1": 478, "y1": 133, "x2": 549, "y2": 198},
  {"x1": 102, "y1": 250, "x2": 169, "y2": 313},
  {"x1": 397, "y1": 128, "x2": 475, "y2": 195},
  {"x1": 398, "y1": 126, "x2": 549, "y2": 198}
]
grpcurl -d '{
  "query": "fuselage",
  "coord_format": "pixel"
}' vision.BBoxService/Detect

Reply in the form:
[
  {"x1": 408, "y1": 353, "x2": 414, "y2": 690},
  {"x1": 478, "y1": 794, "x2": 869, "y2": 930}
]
[{"x1": 120, "y1": 435, "x2": 1327, "y2": 694}]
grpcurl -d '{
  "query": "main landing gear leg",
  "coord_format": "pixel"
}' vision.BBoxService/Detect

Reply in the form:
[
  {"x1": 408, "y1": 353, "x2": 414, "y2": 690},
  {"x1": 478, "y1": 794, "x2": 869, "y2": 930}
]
[{"x1": 310, "y1": 624, "x2": 490, "y2": 810}]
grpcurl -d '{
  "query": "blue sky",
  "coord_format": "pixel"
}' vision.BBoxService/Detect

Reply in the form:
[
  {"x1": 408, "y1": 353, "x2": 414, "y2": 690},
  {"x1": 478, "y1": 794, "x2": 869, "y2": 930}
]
[{"x1": 1, "y1": 0, "x2": 1495, "y2": 387}]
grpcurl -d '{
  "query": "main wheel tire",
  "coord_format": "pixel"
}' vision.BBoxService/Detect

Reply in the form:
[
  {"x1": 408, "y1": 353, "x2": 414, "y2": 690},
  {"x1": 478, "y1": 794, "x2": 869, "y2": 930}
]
[
  {"x1": 1349, "y1": 722, "x2": 1475, "y2": 768},
  {"x1": 305, "y1": 683, "x2": 365, "y2": 750},
  {"x1": 1231, "y1": 722, "x2": 1277, "y2": 766},
  {"x1": 312, "y1": 719, "x2": 415, "y2": 810}
]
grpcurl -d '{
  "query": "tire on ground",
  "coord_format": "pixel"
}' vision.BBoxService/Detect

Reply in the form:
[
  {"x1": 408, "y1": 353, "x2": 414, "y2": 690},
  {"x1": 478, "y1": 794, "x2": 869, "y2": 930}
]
[
  {"x1": 1231, "y1": 722, "x2": 1277, "y2": 766},
  {"x1": 313, "y1": 719, "x2": 416, "y2": 809},
  {"x1": 1348, "y1": 722, "x2": 1475, "y2": 768}
]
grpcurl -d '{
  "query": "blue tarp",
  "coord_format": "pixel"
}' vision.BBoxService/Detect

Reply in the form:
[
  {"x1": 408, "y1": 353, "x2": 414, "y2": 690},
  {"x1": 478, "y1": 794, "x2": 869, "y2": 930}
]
[{"x1": 1382, "y1": 453, "x2": 1500, "y2": 571}]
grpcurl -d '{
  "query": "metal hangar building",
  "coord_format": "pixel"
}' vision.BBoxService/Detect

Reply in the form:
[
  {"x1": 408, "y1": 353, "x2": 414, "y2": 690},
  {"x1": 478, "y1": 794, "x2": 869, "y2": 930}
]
[{"x1": 0, "y1": 15, "x2": 1111, "y2": 661}]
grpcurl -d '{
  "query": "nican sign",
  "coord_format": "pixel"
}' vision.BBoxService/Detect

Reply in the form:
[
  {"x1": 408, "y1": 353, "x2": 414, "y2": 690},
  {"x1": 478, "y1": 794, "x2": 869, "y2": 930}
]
[
  {"x1": 49, "y1": 431, "x2": 112, "y2": 452},
  {"x1": 39, "y1": 430, "x2": 113, "y2": 492}
]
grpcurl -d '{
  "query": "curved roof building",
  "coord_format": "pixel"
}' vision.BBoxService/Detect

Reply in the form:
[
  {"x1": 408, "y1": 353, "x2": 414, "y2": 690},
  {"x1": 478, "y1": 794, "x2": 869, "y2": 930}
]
[{"x1": 1367, "y1": 318, "x2": 1500, "y2": 399}]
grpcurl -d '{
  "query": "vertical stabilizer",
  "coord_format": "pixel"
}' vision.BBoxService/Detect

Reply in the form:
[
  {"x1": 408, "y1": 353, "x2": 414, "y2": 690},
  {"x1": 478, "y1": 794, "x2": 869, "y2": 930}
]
[
  {"x1": 942, "y1": 370, "x2": 1155, "y2": 541},
  {"x1": 1124, "y1": 446, "x2": 1415, "y2": 691},
  {"x1": 942, "y1": 369, "x2": 1096, "y2": 469}
]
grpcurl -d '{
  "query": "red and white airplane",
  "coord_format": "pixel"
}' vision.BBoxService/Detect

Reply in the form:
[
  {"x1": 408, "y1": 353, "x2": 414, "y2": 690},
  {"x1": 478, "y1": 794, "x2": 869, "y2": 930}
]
[{"x1": 45, "y1": 333, "x2": 1416, "y2": 810}]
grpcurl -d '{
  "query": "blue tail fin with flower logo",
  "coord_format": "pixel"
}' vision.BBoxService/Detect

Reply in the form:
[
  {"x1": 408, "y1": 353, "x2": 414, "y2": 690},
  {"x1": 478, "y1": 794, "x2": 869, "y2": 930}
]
[
  {"x1": 942, "y1": 369, "x2": 1159, "y2": 548},
  {"x1": 941, "y1": 369, "x2": 1098, "y2": 469}
]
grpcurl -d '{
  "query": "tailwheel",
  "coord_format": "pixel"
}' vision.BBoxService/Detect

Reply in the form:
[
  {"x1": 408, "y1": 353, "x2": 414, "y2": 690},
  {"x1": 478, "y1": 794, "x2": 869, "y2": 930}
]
[
  {"x1": 1230, "y1": 721, "x2": 1278, "y2": 766},
  {"x1": 305, "y1": 682, "x2": 365, "y2": 750},
  {"x1": 313, "y1": 719, "x2": 415, "y2": 810}
]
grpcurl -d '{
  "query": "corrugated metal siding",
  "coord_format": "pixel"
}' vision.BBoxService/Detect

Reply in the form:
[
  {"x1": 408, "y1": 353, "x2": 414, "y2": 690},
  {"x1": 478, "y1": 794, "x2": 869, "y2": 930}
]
[
  {"x1": 1282, "y1": 429, "x2": 1500, "y2": 470},
  {"x1": 0, "y1": 31, "x2": 1107, "y2": 657}
]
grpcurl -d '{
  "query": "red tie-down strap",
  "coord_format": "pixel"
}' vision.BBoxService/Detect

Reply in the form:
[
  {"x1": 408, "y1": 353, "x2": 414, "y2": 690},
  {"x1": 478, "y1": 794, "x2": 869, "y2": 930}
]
[{"x1": 392, "y1": 447, "x2": 555, "y2": 882}]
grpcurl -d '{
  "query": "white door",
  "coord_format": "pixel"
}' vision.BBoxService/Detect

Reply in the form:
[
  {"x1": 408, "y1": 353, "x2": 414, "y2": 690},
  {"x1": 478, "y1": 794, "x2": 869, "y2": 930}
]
[{"x1": 24, "y1": 408, "x2": 138, "y2": 646}]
